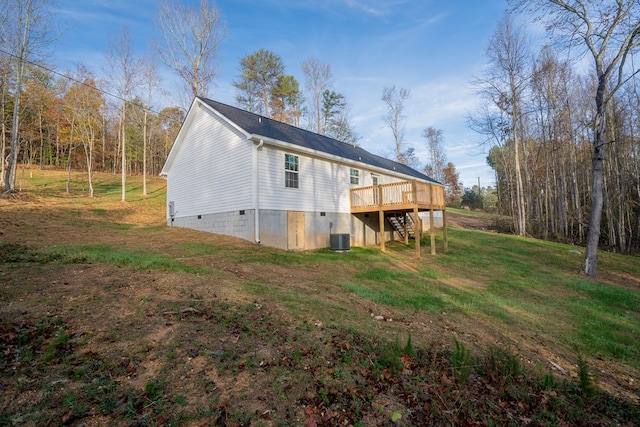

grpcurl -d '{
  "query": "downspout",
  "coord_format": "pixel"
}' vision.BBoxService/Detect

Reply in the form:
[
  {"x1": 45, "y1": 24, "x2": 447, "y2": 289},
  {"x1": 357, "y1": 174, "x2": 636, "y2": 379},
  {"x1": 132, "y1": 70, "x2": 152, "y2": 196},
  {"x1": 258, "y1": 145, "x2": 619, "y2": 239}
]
[{"x1": 253, "y1": 139, "x2": 264, "y2": 243}]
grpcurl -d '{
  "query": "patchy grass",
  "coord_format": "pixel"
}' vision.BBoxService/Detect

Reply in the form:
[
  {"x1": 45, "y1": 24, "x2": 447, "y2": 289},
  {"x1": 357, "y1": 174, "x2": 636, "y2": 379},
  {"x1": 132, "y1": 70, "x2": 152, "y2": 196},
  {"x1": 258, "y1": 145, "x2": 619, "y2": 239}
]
[
  {"x1": 0, "y1": 169, "x2": 639, "y2": 426},
  {"x1": 42, "y1": 244, "x2": 211, "y2": 274}
]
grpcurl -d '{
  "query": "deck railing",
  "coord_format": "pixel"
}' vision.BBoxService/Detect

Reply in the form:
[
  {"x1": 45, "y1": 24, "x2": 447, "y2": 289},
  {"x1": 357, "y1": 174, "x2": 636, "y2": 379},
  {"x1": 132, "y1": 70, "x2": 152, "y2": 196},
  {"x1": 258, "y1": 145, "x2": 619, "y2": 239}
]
[{"x1": 350, "y1": 180, "x2": 445, "y2": 212}]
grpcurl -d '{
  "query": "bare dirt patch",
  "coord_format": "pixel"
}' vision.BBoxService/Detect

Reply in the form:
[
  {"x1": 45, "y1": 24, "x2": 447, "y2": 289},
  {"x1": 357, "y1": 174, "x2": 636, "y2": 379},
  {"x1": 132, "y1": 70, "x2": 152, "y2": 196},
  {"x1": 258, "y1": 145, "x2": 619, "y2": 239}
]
[{"x1": 446, "y1": 210, "x2": 500, "y2": 231}]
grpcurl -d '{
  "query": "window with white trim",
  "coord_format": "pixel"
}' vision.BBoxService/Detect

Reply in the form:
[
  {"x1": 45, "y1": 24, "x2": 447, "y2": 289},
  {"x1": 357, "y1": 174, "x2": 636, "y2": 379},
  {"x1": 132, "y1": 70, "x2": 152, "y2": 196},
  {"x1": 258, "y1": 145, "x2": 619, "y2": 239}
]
[
  {"x1": 372, "y1": 174, "x2": 379, "y2": 186},
  {"x1": 350, "y1": 168, "x2": 360, "y2": 185},
  {"x1": 285, "y1": 154, "x2": 299, "y2": 188}
]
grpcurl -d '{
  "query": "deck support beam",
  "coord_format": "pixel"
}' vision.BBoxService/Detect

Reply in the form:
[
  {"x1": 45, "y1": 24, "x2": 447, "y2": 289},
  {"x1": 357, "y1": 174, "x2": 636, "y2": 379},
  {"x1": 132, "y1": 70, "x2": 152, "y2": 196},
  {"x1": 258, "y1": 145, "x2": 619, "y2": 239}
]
[
  {"x1": 443, "y1": 210, "x2": 448, "y2": 253},
  {"x1": 379, "y1": 209, "x2": 385, "y2": 252},
  {"x1": 430, "y1": 210, "x2": 436, "y2": 255},
  {"x1": 414, "y1": 206, "x2": 420, "y2": 257}
]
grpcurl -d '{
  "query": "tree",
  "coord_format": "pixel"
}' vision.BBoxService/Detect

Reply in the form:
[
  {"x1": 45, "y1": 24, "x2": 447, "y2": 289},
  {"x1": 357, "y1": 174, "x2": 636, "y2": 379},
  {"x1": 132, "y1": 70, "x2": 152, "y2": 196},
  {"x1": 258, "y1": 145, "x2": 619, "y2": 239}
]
[
  {"x1": 442, "y1": 162, "x2": 462, "y2": 207},
  {"x1": 462, "y1": 188, "x2": 483, "y2": 210},
  {"x1": 472, "y1": 14, "x2": 531, "y2": 236},
  {"x1": 513, "y1": 0, "x2": 640, "y2": 276},
  {"x1": 1, "y1": 0, "x2": 56, "y2": 192},
  {"x1": 270, "y1": 74, "x2": 302, "y2": 125},
  {"x1": 530, "y1": 45, "x2": 578, "y2": 240},
  {"x1": 311, "y1": 89, "x2": 357, "y2": 145},
  {"x1": 0, "y1": 54, "x2": 11, "y2": 184},
  {"x1": 422, "y1": 127, "x2": 447, "y2": 183},
  {"x1": 138, "y1": 55, "x2": 163, "y2": 196},
  {"x1": 154, "y1": 0, "x2": 225, "y2": 106},
  {"x1": 381, "y1": 86, "x2": 411, "y2": 164},
  {"x1": 105, "y1": 26, "x2": 141, "y2": 202},
  {"x1": 63, "y1": 67, "x2": 104, "y2": 197},
  {"x1": 157, "y1": 106, "x2": 184, "y2": 160},
  {"x1": 234, "y1": 49, "x2": 285, "y2": 118},
  {"x1": 20, "y1": 67, "x2": 56, "y2": 173},
  {"x1": 301, "y1": 57, "x2": 332, "y2": 134}
]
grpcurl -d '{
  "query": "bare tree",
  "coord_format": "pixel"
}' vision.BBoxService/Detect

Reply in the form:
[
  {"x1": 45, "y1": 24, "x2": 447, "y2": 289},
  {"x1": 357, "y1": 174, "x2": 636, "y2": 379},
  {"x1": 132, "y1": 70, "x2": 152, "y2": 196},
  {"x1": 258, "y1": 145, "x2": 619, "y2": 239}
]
[
  {"x1": 513, "y1": 0, "x2": 640, "y2": 277},
  {"x1": 381, "y1": 86, "x2": 411, "y2": 164},
  {"x1": 422, "y1": 126, "x2": 447, "y2": 183},
  {"x1": 105, "y1": 25, "x2": 141, "y2": 202},
  {"x1": 154, "y1": 0, "x2": 225, "y2": 106},
  {"x1": 301, "y1": 57, "x2": 332, "y2": 134},
  {"x1": 63, "y1": 66, "x2": 104, "y2": 197},
  {"x1": 472, "y1": 14, "x2": 531, "y2": 236},
  {"x1": 1, "y1": 0, "x2": 56, "y2": 192},
  {"x1": 139, "y1": 55, "x2": 163, "y2": 196},
  {"x1": 0, "y1": 55, "x2": 10, "y2": 184}
]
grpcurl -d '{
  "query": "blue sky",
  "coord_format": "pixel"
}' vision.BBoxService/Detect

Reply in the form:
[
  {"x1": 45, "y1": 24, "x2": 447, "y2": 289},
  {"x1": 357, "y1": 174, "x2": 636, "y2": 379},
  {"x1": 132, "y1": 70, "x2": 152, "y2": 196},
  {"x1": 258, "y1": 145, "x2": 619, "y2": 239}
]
[{"x1": 53, "y1": 0, "x2": 511, "y2": 188}]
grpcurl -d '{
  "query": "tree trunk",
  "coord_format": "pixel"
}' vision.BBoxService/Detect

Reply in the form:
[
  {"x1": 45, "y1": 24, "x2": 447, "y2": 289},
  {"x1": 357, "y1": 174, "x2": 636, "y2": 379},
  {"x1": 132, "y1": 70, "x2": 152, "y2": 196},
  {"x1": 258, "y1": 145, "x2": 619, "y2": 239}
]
[
  {"x1": 513, "y1": 110, "x2": 526, "y2": 236},
  {"x1": 5, "y1": 62, "x2": 24, "y2": 192},
  {"x1": 121, "y1": 102, "x2": 126, "y2": 201},
  {"x1": 66, "y1": 119, "x2": 75, "y2": 194},
  {"x1": 584, "y1": 105, "x2": 606, "y2": 277},
  {"x1": 84, "y1": 136, "x2": 94, "y2": 198},
  {"x1": 142, "y1": 107, "x2": 147, "y2": 196},
  {"x1": 38, "y1": 111, "x2": 44, "y2": 170},
  {"x1": 1, "y1": 90, "x2": 5, "y2": 190}
]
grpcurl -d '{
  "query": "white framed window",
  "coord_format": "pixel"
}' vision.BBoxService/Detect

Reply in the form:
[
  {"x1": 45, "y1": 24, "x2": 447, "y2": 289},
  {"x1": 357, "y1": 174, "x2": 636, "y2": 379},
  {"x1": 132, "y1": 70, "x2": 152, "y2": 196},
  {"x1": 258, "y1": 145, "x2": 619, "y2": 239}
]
[
  {"x1": 372, "y1": 174, "x2": 379, "y2": 186},
  {"x1": 350, "y1": 168, "x2": 360, "y2": 185},
  {"x1": 285, "y1": 153, "x2": 299, "y2": 188}
]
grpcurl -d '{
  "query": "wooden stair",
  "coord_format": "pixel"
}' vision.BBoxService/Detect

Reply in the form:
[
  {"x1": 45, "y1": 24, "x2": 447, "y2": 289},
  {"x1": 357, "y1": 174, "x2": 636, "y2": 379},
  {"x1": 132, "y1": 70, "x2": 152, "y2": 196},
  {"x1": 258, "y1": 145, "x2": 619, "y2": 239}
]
[{"x1": 387, "y1": 213, "x2": 415, "y2": 240}]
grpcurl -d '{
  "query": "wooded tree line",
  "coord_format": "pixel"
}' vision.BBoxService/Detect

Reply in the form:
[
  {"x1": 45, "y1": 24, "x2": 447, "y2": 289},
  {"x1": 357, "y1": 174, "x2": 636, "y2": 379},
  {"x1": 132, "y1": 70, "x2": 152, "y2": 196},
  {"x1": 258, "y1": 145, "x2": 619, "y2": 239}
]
[
  {"x1": 472, "y1": 2, "x2": 640, "y2": 259},
  {"x1": 0, "y1": 62, "x2": 184, "y2": 187}
]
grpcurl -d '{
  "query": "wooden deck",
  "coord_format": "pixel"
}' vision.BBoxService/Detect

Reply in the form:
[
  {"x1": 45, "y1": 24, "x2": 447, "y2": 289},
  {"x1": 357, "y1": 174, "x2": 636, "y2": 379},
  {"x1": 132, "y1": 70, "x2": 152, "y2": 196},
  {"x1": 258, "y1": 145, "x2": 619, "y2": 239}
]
[
  {"x1": 350, "y1": 180, "x2": 447, "y2": 256},
  {"x1": 350, "y1": 180, "x2": 446, "y2": 213}
]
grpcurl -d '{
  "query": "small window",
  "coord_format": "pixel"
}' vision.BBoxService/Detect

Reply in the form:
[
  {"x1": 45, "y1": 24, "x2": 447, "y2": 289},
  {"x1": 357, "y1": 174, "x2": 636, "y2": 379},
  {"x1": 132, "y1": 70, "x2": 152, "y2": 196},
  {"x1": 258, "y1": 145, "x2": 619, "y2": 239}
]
[
  {"x1": 285, "y1": 154, "x2": 299, "y2": 188},
  {"x1": 350, "y1": 168, "x2": 359, "y2": 185},
  {"x1": 372, "y1": 175, "x2": 379, "y2": 186}
]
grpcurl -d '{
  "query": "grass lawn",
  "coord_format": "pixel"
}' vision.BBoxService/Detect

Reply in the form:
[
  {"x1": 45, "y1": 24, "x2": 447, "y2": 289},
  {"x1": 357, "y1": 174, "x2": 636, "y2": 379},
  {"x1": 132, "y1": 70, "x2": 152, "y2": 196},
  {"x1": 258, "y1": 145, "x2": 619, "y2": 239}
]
[{"x1": 1, "y1": 169, "x2": 638, "y2": 426}]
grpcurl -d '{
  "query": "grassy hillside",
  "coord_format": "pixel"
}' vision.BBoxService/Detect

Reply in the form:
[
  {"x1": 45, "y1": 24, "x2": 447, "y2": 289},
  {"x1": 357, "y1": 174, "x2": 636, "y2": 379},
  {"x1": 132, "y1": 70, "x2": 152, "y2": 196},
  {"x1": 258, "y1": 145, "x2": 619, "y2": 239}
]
[{"x1": 1, "y1": 169, "x2": 639, "y2": 426}]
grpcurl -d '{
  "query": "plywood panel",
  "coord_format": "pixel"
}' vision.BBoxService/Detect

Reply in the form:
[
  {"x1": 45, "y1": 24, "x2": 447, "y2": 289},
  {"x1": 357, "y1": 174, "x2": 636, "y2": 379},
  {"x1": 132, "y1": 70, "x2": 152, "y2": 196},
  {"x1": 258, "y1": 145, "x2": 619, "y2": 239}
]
[{"x1": 287, "y1": 211, "x2": 305, "y2": 250}]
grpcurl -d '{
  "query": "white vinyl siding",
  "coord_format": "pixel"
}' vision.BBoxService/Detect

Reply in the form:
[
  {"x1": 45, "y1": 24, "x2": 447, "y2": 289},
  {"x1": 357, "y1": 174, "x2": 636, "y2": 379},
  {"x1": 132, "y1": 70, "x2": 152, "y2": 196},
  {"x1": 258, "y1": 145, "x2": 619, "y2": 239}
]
[
  {"x1": 166, "y1": 104, "x2": 253, "y2": 217},
  {"x1": 258, "y1": 146, "x2": 406, "y2": 213}
]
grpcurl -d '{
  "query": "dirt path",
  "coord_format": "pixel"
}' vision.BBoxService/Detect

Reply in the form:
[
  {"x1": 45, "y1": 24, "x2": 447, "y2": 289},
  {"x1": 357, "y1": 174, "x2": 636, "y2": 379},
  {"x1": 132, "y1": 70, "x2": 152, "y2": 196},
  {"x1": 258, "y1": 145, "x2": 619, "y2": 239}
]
[{"x1": 446, "y1": 210, "x2": 501, "y2": 231}]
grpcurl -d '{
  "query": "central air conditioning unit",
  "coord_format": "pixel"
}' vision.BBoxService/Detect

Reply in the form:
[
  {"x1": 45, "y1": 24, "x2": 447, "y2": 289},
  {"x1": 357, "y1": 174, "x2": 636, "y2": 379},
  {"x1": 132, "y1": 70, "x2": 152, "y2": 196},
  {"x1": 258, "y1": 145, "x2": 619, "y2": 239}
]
[{"x1": 330, "y1": 233, "x2": 350, "y2": 251}]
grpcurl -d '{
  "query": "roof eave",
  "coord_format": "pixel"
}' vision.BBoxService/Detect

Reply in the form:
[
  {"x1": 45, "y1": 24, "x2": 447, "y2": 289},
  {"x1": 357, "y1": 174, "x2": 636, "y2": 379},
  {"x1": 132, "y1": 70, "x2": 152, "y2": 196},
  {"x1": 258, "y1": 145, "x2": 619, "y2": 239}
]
[{"x1": 247, "y1": 134, "x2": 440, "y2": 185}]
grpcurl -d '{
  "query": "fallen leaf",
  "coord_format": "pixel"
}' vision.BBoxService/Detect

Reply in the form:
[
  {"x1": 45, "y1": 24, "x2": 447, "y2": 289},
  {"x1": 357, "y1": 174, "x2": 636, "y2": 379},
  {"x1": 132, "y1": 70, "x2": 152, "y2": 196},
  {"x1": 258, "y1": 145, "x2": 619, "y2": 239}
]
[{"x1": 61, "y1": 411, "x2": 74, "y2": 425}]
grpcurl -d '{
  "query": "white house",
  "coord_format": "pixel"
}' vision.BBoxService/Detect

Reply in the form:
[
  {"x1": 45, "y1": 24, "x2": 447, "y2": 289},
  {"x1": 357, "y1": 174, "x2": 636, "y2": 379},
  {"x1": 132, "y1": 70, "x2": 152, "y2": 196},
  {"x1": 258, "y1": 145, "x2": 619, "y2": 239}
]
[{"x1": 160, "y1": 97, "x2": 446, "y2": 252}]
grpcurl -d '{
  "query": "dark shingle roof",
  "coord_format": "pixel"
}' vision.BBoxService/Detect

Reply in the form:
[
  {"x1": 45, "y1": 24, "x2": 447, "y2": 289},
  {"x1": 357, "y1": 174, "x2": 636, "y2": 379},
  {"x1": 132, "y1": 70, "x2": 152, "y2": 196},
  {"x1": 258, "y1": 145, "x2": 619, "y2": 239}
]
[{"x1": 199, "y1": 97, "x2": 440, "y2": 184}]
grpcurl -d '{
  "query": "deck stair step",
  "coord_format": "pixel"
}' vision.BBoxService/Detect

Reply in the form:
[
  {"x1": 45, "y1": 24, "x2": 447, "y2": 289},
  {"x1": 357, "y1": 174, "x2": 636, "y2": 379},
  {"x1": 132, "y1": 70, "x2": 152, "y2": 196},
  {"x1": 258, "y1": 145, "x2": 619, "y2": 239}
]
[{"x1": 387, "y1": 214, "x2": 415, "y2": 239}]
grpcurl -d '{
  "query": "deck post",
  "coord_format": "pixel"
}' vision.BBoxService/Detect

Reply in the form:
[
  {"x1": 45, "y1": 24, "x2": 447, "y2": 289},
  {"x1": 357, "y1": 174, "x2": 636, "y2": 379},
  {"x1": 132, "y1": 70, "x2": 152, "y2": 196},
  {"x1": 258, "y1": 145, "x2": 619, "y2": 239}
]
[
  {"x1": 414, "y1": 206, "x2": 420, "y2": 257},
  {"x1": 430, "y1": 209, "x2": 436, "y2": 255},
  {"x1": 378, "y1": 185, "x2": 385, "y2": 252},
  {"x1": 379, "y1": 209, "x2": 385, "y2": 252},
  {"x1": 402, "y1": 213, "x2": 407, "y2": 245},
  {"x1": 443, "y1": 210, "x2": 448, "y2": 253}
]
